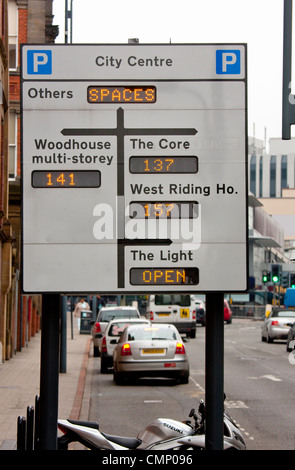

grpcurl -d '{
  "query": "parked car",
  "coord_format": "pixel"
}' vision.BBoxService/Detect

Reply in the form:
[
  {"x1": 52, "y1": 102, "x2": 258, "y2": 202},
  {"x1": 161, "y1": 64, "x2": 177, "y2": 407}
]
[
  {"x1": 193, "y1": 298, "x2": 231, "y2": 326},
  {"x1": 261, "y1": 308, "x2": 295, "y2": 343},
  {"x1": 91, "y1": 306, "x2": 141, "y2": 357},
  {"x1": 224, "y1": 299, "x2": 232, "y2": 324},
  {"x1": 286, "y1": 320, "x2": 295, "y2": 351},
  {"x1": 195, "y1": 299, "x2": 206, "y2": 326},
  {"x1": 100, "y1": 318, "x2": 150, "y2": 373},
  {"x1": 113, "y1": 323, "x2": 189, "y2": 385}
]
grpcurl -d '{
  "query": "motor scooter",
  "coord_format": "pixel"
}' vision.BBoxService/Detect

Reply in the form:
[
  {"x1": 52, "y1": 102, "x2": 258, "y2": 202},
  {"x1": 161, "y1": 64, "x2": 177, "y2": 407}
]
[{"x1": 57, "y1": 398, "x2": 246, "y2": 450}]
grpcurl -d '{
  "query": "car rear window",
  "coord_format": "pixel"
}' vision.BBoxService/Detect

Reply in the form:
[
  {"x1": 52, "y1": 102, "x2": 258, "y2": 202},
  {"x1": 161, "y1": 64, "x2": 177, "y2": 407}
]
[
  {"x1": 109, "y1": 321, "x2": 144, "y2": 337},
  {"x1": 127, "y1": 326, "x2": 177, "y2": 341},
  {"x1": 155, "y1": 295, "x2": 190, "y2": 307},
  {"x1": 100, "y1": 309, "x2": 139, "y2": 322},
  {"x1": 272, "y1": 310, "x2": 295, "y2": 318}
]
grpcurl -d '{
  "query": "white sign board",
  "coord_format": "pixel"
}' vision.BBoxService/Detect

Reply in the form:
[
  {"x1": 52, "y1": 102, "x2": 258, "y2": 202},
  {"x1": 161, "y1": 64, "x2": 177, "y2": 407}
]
[{"x1": 21, "y1": 44, "x2": 248, "y2": 294}]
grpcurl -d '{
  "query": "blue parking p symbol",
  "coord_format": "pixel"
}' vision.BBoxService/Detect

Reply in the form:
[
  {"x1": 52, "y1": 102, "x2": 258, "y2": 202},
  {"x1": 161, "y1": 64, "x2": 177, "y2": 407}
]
[
  {"x1": 27, "y1": 50, "x2": 52, "y2": 75},
  {"x1": 216, "y1": 50, "x2": 240, "y2": 75}
]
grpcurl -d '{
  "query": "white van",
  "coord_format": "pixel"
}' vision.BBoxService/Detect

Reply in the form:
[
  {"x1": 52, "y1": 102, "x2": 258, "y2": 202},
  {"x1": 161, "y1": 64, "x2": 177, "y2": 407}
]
[{"x1": 147, "y1": 294, "x2": 196, "y2": 338}]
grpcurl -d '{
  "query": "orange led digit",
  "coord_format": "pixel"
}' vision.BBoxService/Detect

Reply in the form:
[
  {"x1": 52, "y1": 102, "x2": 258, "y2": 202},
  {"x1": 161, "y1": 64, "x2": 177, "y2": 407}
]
[
  {"x1": 46, "y1": 173, "x2": 53, "y2": 186},
  {"x1": 87, "y1": 86, "x2": 156, "y2": 103}
]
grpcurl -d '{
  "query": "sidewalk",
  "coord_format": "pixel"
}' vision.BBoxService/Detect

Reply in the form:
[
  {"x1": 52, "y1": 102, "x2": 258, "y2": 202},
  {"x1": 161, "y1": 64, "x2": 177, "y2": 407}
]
[{"x1": 0, "y1": 311, "x2": 92, "y2": 450}]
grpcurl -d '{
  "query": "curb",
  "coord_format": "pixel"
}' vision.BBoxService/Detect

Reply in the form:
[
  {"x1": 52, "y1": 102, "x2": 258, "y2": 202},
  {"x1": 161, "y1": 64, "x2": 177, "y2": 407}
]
[{"x1": 69, "y1": 337, "x2": 91, "y2": 421}]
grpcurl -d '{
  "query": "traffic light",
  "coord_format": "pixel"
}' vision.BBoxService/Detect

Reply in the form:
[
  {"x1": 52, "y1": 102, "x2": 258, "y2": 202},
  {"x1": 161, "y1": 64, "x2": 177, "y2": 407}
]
[
  {"x1": 262, "y1": 271, "x2": 270, "y2": 283},
  {"x1": 281, "y1": 272, "x2": 290, "y2": 288},
  {"x1": 290, "y1": 273, "x2": 295, "y2": 288},
  {"x1": 271, "y1": 264, "x2": 282, "y2": 283}
]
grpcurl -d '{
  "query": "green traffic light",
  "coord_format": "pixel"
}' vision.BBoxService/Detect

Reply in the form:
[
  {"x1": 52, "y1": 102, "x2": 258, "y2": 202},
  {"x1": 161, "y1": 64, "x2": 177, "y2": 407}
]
[{"x1": 272, "y1": 275, "x2": 279, "y2": 283}]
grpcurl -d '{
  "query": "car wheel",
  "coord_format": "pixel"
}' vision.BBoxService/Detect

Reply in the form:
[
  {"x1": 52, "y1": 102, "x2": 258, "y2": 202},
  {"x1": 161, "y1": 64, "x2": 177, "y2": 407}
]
[
  {"x1": 93, "y1": 346, "x2": 100, "y2": 357},
  {"x1": 114, "y1": 370, "x2": 125, "y2": 385},
  {"x1": 190, "y1": 329, "x2": 196, "y2": 338},
  {"x1": 287, "y1": 338, "x2": 295, "y2": 352},
  {"x1": 100, "y1": 357, "x2": 109, "y2": 373},
  {"x1": 178, "y1": 373, "x2": 189, "y2": 384},
  {"x1": 267, "y1": 333, "x2": 273, "y2": 343}
]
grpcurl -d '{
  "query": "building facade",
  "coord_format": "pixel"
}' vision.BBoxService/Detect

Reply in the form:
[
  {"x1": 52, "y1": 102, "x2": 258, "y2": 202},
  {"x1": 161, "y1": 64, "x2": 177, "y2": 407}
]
[
  {"x1": 249, "y1": 137, "x2": 295, "y2": 254},
  {"x1": 245, "y1": 134, "x2": 295, "y2": 307},
  {"x1": 0, "y1": 0, "x2": 10, "y2": 362},
  {"x1": 249, "y1": 137, "x2": 295, "y2": 200},
  {"x1": 0, "y1": 0, "x2": 58, "y2": 361}
]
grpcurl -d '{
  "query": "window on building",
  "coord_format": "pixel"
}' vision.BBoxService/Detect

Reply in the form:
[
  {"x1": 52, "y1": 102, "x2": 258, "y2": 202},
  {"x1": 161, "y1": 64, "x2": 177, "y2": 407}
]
[
  {"x1": 265, "y1": 250, "x2": 271, "y2": 263},
  {"x1": 250, "y1": 155, "x2": 256, "y2": 195},
  {"x1": 281, "y1": 155, "x2": 288, "y2": 194},
  {"x1": 259, "y1": 156, "x2": 263, "y2": 197},
  {"x1": 270, "y1": 155, "x2": 276, "y2": 197},
  {"x1": 248, "y1": 206, "x2": 254, "y2": 230},
  {"x1": 9, "y1": 111, "x2": 17, "y2": 178},
  {"x1": 8, "y1": 0, "x2": 18, "y2": 70}
]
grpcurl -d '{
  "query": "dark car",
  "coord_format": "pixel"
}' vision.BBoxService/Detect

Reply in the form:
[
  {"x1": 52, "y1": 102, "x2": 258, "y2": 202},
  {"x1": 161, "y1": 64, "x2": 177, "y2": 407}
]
[
  {"x1": 195, "y1": 299, "x2": 206, "y2": 326},
  {"x1": 194, "y1": 298, "x2": 232, "y2": 325}
]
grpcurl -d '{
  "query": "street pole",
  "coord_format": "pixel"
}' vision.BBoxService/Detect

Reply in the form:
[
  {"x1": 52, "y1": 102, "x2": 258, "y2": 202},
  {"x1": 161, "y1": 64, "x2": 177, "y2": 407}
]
[
  {"x1": 282, "y1": 0, "x2": 294, "y2": 139},
  {"x1": 60, "y1": 295, "x2": 67, "y2": 373},
  {"x1": 39, "y1": 294, "x2": 60, "y2": 450},
  {"x1": 205, "y1": 292, "x2": 224, "y2": 450}
]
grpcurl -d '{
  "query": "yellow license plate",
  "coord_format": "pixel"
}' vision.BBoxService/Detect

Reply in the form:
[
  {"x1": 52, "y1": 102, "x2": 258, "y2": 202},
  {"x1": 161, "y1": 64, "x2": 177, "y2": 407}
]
[
  {"x1": 142, "y1": 348, "x2": 165, "y2": 354},
  {"x1": 180, "y1": 308, "x2": 189, "y2": 318},
  {"x1": 158, "y1": 313, "x2": 170, "y2": 316}
]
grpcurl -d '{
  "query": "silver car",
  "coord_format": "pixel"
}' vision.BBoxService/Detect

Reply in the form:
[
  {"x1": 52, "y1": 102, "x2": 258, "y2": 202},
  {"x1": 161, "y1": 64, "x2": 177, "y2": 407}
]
[
  {"x1": 261, "y1": 308, "x2": 295, "y2": 343},
  {"x1": 113, "y1": 323, "x2": 189, "y2": 385},
  {"x1": 100, "y1": 317, "x2": 150, "y2": 373},
  {"x1": 91, "y1": 306, "x2": 141, "y2": 357}
]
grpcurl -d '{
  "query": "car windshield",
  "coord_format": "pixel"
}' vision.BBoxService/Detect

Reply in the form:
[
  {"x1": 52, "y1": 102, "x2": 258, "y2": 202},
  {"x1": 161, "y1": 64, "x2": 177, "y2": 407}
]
[
  {"x1": 109, "y1": 321, "x2": 144, "y2": 337},
  {"x1": 155, "y1": 294, "x2": 190, "y2": 307},
  {"x1": 272, "y1": 310, "x2": 295, "y2": 318},
  {"x1": 100, "y1": 309, "x2": 138, "y2": 322},
  {"x1": 127, "y1": 326, "x2": 178, "y2": 341}
]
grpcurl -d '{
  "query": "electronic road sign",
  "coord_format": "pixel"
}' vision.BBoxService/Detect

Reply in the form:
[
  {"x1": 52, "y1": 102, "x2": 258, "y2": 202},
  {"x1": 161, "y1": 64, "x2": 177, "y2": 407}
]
[{"x1": 21, "y1": 44, "x2": 248, "y2": 294}]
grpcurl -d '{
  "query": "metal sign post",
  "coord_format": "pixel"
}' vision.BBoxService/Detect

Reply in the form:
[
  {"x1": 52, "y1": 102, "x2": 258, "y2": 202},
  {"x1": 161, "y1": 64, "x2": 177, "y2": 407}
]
[
  {"x1": 39, "y1": 294, "x2": 60, "y2": 450},
  {"x1": 282, "y1": 0, "x2": 294, "y2": 139},
  {"x1": 205, "y1": 293, "x2": 224, "y2": 450}
]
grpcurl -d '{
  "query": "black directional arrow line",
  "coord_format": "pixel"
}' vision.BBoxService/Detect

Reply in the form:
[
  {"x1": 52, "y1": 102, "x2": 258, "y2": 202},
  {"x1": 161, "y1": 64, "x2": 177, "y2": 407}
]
[
  {"x1": 61, "y1": 107, "x2": 198, "y2": 197},
  {"x1": 61, "y1": 107, "x2": 197, "y2": 288},
  {"x1": 118, "y1": 238, "x2": 173, "y2": 246}
]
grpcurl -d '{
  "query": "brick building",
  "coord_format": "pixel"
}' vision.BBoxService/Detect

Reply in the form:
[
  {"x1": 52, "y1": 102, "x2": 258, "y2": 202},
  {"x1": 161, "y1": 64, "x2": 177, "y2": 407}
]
[
  {"x1": 0, "y1": 0, "x2": 58, "y2": 361},
  {"x1": 0, "y1": 0, "x2": 10, "y2": 362}
]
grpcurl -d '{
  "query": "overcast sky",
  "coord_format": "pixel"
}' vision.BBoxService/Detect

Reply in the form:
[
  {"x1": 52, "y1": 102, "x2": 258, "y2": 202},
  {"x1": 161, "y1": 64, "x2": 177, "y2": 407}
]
[{"x1": 52, "y1": 0, "x2": 289, "y2": 144}]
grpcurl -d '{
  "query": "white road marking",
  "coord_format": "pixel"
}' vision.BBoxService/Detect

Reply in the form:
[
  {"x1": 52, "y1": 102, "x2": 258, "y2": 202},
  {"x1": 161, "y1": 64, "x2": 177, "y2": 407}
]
[
  {"x1": 225, "y1": 400, "x2": 249, "y2": 409},
  {"x1": 248, "y1": 374, "x2": 282, "y2": 382},
  {"x1": 144, "y1": 400, "x2": 163, "y2": 403}
]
